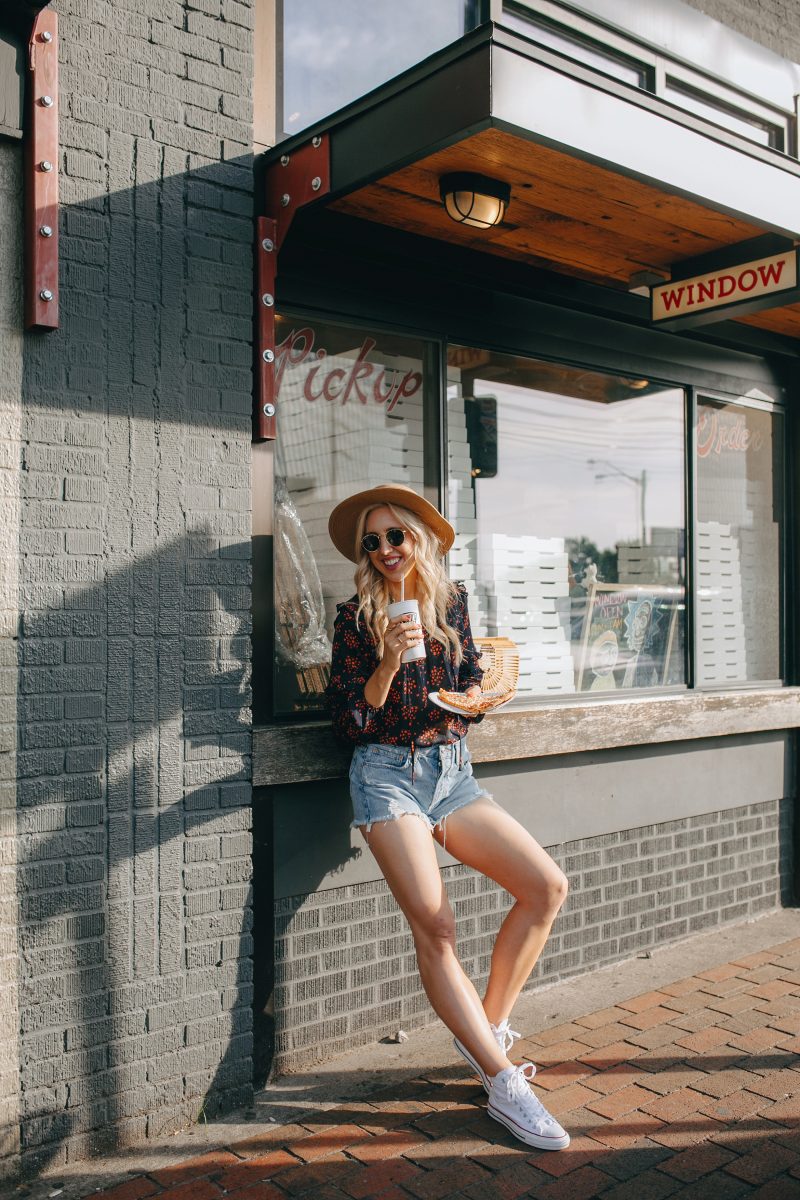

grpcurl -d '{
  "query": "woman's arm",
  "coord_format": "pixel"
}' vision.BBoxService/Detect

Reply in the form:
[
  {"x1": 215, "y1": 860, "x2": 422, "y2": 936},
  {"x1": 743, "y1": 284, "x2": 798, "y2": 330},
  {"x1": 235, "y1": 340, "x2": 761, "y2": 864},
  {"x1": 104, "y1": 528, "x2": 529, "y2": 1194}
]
[
  {"x1": 364, "y1": 613, "x2": 423, "y2": 706},
  {"x1": 325, "y1": 604, "x2": 423, "y2": 740},
  {"x1": 454, "y1": 584, "x2": 486, "y2": 719},
  {"x1": 363, "y1": 659, "x2": 398, "y2": 709},
  {"x1": 456, "y1": 584, "x2": 485, "y2": 692}
]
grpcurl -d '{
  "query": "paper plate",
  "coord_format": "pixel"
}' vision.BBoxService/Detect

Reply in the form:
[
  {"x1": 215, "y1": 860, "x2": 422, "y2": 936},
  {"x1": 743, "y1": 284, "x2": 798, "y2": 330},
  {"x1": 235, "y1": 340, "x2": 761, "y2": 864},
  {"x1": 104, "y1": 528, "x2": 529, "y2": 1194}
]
[{"x1": 428, "y1": 691, "x2": 515, "y2": 716}]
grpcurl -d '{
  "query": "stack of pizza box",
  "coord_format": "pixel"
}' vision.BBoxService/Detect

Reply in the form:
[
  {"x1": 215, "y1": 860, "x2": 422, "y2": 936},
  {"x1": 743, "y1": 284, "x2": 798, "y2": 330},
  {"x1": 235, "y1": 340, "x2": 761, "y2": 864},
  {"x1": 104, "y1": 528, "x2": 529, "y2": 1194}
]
[
  {"x1": 482, "y1": 534, "x2": 575, "y2": 695},
  {"x1": 696, "y1": 521, "x2": 747, "y2": 682},
  {"x1": 738, "y1": 479, "x2": 781, "y2": 680},
  {"x1": 617, "y1": 528, "x2": 682, "y2": 584},
  {"x1": 696, "y1": 444, "x2": 781, "y2": 682}
]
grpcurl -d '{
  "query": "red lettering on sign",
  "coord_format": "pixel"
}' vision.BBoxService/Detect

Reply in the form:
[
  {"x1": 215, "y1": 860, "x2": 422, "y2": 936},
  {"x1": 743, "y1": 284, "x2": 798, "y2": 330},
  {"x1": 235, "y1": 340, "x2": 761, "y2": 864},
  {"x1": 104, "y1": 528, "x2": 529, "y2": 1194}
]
[
  {"x1": 275, "y1": 327, "x2": 424, "y2": 410},
  {"x1": 274, "y1": 326, "x2": 314, "y2": 396},
  {"x1": 696, "y1": 409, "x2": 717, "y2": 458},
  {"x1": 661, "y1": 286, "x2": 685, "y2": 311},
  {"x1": 388, "y1": 371, "x2": 423, "y2": 412},
  {"x1": 655, "y1": 255, "x2": 793, "y2": 319},
  {"x1": 697, "y1": 410, "x2": 764, "y2": 458},
  {"x1": 322, "y1": 367, "x2": 346, "y2": 402},
  {"x1": 758, "y1": 259, "x2": 785, "y2": 286}
]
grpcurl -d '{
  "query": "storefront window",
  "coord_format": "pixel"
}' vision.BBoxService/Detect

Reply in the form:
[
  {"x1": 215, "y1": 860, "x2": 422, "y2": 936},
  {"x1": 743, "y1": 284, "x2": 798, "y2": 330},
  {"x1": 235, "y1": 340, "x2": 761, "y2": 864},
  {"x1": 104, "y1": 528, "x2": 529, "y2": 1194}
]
[
  {"x1": 695, "y1": 398, "x2": 784, "y2": 684},
  {"x1": 280, "y1": 0, "x2": 482, "y2": 137},
  {"x1": 269, "y1": 329, "x2": 786, "y2": 717},
  {"x1": 446, "y1": 347, "x2": 686, "y2": 699},
  {"x1": 272, "y1": 316, "x2": 435, "y2": 715}
]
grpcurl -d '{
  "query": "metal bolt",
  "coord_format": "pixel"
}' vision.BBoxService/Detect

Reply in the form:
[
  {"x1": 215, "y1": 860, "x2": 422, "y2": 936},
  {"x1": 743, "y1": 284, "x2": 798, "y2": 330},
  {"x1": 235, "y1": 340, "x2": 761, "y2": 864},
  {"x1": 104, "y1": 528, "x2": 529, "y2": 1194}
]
[
  {"x1": 311, "y1": 176, "x2": 322, "y2": 191},
  {"x1": 312, "y1": 135, "x2": 322, "y2": 148},
  {"x1": 261, "y1": 293, "x2": 274, "y2": 307},
  {"x1": 39, "y1": 30, "x2": 53, "y2": 43},
  {"x1": 40, "y1": 160, "x2": 53, "y2": 172},
  {"x1": 262, "y1": 403, "x2": 276, "y2": 417},
  {"x1": 261, "y1": 237, "x2": 274, "y2": 252},
  {"x1": 39, "y1": 289, "x2": 54, "y2": 302},
  {"x1": 280, "y1": 155, "x2": 290, "y2": 166},
  {"x1": 262, "y1": 349, "x2": 275, "y2": 363},
  {"x1": 40, "y1": 95, "x2": 54, "y2": 108},
  {"x1": 280, "y1": 193, "x2": 290, "y2": 207},
  {"x1": 39, "y1": 225, "x2": 53, "y2": 238}
]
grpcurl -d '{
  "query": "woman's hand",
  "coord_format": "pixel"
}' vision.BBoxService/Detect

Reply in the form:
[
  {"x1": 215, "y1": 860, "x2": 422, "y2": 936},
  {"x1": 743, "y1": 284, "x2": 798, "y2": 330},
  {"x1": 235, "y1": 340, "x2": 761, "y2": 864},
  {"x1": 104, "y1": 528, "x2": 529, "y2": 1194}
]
[
  {"x1": 382, "y1": 614, "x2": 424, "y2": 673},
  {"x1": 464, "y1": 685, "x2": 482, "y2": 702}
]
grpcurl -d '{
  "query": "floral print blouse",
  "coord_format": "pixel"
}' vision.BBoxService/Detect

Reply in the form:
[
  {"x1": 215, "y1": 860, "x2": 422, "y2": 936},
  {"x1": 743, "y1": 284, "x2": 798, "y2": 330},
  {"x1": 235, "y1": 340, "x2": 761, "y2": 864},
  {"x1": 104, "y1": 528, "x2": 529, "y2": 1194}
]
[{"x1": 326, "y1": 583, "x2": 485, "y2": 747}]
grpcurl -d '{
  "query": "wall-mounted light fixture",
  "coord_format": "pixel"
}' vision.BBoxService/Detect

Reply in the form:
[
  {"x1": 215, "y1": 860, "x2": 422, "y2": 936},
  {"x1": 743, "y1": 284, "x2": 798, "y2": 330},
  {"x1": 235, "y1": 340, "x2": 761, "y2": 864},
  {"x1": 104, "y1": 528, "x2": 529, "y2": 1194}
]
[{"x1": 439, "y1": 172, "x2": 511, "y2": 229}]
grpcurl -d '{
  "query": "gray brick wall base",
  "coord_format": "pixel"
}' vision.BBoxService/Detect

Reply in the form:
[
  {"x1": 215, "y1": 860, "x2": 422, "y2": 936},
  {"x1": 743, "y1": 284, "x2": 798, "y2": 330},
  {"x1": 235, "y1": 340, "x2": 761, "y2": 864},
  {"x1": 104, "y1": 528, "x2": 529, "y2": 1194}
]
[
  {"x1": 273, "y1": 799, "x2": 792, "y2": 1073},
  {"x1": 683, "y1": 0, "x2": 800, "y2": 61}
]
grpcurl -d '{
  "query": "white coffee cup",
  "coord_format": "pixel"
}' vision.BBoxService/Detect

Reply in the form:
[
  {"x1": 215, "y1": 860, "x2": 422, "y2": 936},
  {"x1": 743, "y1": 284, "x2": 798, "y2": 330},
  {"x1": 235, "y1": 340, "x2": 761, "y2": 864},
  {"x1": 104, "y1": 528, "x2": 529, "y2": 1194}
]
[{"x1": 387, "y1": 598, "x2": 426, "y2": 663}]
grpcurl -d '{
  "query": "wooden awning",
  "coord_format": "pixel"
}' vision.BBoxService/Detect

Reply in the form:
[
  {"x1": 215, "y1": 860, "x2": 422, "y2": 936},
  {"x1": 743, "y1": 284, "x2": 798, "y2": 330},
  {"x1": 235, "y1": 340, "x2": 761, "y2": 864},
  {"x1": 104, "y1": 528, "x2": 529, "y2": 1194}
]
[{"x1": 263, "y1": 25, "x2": 800, "y2": 341}]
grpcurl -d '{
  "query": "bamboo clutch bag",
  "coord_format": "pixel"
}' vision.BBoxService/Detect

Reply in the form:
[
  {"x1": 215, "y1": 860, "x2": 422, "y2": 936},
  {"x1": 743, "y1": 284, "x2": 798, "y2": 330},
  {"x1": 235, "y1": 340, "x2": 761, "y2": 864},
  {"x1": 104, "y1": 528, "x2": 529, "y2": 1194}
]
[{"x1": 435, "y1": 637, "x2": 519, "y2": 714}]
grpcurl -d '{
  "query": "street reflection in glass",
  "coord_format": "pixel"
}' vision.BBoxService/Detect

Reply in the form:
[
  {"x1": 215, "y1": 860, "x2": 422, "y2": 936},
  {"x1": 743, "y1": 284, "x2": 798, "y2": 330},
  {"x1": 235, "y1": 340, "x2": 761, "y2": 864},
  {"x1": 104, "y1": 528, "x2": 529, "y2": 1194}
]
[{"x1": 446, "y1": 346, "x2": 686, "y2": 698}]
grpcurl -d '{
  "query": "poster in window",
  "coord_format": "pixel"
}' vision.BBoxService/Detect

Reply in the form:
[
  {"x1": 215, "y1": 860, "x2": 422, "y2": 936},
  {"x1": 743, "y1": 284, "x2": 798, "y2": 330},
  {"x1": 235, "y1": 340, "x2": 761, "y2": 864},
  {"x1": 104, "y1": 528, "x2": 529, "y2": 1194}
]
[{"x1": 577, "y1": 583, "x2": 683, "y2": 692}]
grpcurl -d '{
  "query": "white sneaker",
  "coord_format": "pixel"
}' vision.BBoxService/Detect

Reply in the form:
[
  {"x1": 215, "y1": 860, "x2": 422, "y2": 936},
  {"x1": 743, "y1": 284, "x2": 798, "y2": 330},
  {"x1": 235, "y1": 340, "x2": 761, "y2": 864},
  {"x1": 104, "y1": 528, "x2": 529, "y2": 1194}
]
[
  {"x1": 488, "y1": 1062, "x2": 570, "y2": 1150},
  {"x1": 453, "y1": 1019, "x2": 522, "y2": 1092}
]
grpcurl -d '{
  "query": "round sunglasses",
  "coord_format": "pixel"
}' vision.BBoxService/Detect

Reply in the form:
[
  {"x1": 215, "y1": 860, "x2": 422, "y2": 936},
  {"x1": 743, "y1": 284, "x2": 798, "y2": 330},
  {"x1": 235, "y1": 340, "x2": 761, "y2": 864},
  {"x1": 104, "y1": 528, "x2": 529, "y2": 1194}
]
[{"x1": 361, "y1": 527, "x2": 407, "y2": 554}]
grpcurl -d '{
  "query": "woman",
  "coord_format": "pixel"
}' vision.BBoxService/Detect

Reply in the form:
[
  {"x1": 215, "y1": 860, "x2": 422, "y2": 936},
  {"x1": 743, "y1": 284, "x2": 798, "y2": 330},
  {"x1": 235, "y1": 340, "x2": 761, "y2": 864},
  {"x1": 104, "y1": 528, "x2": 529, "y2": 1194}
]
[{"x1": 326, "y1": 484, "x2": 570, "y2": 1151}]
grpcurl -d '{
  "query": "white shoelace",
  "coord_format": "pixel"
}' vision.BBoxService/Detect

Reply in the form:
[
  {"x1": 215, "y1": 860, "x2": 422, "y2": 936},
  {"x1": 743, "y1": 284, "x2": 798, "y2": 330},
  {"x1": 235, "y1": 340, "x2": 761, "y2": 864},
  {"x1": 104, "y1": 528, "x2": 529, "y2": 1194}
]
[
  {"x1": 492, "y1": 1019, "x2": 522, "y2": 1055},
  {"x1": 503, "y1": 1063, "x2": 559, "y2": 1130}
]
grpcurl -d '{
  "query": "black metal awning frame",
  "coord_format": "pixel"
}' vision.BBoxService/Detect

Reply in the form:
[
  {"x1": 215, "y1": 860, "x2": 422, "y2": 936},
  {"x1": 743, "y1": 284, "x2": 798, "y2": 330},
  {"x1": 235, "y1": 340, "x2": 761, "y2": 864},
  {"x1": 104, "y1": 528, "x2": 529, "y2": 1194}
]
[{"x1": 254, "y1": 22, "x2": 800, "y2": 440}]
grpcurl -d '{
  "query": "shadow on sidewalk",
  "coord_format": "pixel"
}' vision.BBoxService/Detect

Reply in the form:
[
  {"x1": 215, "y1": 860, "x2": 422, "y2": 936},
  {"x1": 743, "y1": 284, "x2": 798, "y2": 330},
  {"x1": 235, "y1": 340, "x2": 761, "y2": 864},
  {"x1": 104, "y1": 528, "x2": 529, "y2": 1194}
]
[{"x1": 11, "y1": 1036, "x2": 800, "y2": 1199}]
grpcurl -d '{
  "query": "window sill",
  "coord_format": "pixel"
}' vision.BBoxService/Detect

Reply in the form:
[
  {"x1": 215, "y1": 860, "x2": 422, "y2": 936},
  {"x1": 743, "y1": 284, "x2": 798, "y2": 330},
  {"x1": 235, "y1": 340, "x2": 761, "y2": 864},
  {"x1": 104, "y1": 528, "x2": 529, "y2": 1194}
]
[{"x1": 253, "y1": 686, "x2": 800, "y2": 787}]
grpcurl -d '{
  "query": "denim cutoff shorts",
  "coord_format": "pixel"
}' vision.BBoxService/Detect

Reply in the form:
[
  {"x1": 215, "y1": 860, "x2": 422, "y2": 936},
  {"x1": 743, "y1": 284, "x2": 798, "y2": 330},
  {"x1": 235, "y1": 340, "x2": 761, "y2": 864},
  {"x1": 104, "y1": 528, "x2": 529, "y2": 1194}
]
[{"x1": 349, "y1": 737, "x2": 490, "y2": 846}]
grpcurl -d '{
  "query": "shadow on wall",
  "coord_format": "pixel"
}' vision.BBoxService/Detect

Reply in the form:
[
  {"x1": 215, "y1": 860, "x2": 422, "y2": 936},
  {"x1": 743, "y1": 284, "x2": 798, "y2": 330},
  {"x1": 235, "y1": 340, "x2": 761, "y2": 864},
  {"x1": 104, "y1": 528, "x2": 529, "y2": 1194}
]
[
  {"x1": 4, "y1": 136, "x2": 297, "y2": 1177},
  {"x1": 14, "y1": 533, "x2": 252, "y2": 1176},
  {"x1": 2, "y1": 108, "x2": 375, "y2": 1170},
  {"x1": 9, "y1": 527, "x2": 366, "y2": 1177}
]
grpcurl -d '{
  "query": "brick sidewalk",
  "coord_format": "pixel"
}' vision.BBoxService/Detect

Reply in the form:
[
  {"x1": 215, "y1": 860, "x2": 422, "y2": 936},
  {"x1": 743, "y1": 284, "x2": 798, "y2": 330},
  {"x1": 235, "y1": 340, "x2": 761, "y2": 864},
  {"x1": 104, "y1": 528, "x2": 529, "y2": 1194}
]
[{"x1": 85, "y1": 938, "x2": 800, "y2": 1200}]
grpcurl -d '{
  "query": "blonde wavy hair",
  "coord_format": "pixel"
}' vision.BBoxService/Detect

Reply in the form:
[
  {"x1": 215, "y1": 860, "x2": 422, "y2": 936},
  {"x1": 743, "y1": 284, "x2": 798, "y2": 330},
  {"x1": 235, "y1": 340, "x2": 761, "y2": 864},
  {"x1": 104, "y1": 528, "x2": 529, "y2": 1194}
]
[{"x1": 353, "y1": 502, "x2": 463, "y2": 666}]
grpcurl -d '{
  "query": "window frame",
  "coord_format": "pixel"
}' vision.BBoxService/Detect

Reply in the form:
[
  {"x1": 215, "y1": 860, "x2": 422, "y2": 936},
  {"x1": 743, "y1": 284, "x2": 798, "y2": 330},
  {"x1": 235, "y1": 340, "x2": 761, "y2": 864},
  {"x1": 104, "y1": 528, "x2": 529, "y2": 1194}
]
[
  {"x1": 269, "y1": 307, "x2": 443, "y2": 719},
  {"x1": 690, "y1": 387, "x2": 788, "y2": 692},
  {"x1": 442, "y1": 338, "x2": 691, "y2": 706},
  {"x1": 501, "y1": 0, "x2": 795, "y2": 158},
  {"x1": 271, "y1": 309, "x2": 788, "y2": 716}
]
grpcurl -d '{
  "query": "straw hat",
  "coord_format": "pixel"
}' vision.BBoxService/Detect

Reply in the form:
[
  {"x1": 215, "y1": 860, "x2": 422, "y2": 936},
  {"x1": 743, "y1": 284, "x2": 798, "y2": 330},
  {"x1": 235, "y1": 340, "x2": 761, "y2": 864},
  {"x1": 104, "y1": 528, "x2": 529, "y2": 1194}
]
[{"x1": 328, "y1": 484, "x2": 455, "y2": 563}]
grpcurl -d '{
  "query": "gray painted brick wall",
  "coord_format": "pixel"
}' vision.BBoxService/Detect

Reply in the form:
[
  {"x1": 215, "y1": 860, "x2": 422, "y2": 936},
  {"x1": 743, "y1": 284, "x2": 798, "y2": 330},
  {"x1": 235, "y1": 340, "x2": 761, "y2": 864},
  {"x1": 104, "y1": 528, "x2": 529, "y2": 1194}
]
[
  {"x1": 6, "y1": 0, "x2": 255, "y2": 1176},
  {"x1": 0, "y1": 140, "x2": 24, "y2": 1167},
  {"x1": 273, "y1": 800, "x2": 791, "y2": 1072},
  {"x1": 682, "y1": 0, "x2": 800, "y2": 61}
]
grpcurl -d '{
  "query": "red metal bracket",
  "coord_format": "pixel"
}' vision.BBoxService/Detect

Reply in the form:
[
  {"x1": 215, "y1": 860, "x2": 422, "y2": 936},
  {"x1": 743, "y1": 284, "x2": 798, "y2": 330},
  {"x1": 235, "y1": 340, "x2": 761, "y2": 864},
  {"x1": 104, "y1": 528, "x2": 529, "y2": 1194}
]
[
  {"x1": 254, "y1": 133, "x2": 331, "y2": 441},
  {"x1": 25, "y1": 10, "x2": 59, "y2": 330},
  {"x1": 255, "y1": 215, "x2": 278, "y2": 440}
]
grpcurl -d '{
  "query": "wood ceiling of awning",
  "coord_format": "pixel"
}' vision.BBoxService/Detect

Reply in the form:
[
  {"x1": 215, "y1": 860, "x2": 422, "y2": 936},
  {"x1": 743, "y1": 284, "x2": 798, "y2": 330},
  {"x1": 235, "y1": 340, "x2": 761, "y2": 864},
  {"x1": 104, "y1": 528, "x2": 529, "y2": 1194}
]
[{"x1": 332, "y1": 126, "x2": 797, "y2": 339}]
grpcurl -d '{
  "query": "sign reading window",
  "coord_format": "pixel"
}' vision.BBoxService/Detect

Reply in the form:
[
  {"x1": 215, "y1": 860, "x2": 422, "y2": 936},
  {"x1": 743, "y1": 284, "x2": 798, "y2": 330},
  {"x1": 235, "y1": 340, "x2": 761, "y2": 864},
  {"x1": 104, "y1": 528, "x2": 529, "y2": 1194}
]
[{"x1": 652, "y1": 251, "x2": 800, "y2": 329}]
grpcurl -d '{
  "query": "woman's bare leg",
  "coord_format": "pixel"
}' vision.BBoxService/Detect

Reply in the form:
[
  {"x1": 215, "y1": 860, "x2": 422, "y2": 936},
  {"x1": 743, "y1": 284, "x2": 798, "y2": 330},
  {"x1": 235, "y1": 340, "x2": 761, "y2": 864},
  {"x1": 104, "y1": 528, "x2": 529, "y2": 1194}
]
[
  {"x1": 433, "y1": 798, "x2": 568, "y2": 1027},
  {"x1": 361, "y1": 814, "x2": 511, "y2": 1079}
]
